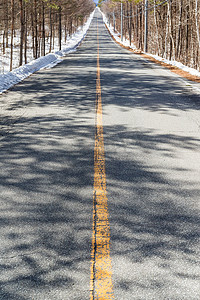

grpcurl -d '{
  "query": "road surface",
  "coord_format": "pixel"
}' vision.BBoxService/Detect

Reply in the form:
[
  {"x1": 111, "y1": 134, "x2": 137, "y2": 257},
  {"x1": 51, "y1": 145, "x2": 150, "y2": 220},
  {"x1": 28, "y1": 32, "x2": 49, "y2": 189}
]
[{"x1": 0, "y1": 9, "x2": 200, "y2": 300}]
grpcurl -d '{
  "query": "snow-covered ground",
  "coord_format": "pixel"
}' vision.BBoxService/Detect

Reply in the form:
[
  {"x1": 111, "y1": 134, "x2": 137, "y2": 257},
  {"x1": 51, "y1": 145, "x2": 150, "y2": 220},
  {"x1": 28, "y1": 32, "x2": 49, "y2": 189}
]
[
  {"x1": 0, "y1": 10, "x2": 95, "y2": 94},
  {"x1": 102, "y1": 11, "x2": 200, "y2": 79}
]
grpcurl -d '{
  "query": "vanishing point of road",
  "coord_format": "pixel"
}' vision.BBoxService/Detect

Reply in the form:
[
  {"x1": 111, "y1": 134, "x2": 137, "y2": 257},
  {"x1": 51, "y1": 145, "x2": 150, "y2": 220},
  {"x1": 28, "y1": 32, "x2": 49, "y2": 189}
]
[{"x1": 0, "y1": 9, "x2": 200, "y2": 300}]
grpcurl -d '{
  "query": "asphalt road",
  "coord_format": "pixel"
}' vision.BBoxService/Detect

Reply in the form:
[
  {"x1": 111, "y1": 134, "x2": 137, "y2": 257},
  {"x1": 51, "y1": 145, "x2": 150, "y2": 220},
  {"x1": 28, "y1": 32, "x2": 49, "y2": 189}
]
[{"x1": 0, "y1": 9, "x2": 200, "y2": 300}]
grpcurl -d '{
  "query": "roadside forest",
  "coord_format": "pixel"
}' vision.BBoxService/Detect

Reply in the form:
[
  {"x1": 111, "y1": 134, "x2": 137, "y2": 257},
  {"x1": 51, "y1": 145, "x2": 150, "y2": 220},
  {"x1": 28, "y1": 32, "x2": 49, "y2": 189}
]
[
  {"x1": 100, "y1": 0, "x2": 200, "y2": 71},
  {"x1": 0, "y1": 0, "x2": 95, "y2": 72}
]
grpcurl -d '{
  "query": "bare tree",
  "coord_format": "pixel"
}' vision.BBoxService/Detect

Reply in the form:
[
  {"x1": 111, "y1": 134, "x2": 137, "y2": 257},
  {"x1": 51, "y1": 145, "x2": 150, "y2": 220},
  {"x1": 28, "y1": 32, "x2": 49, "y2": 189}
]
[
  {"x1": 0, "y1": 0, "x2": 95, "y2": 72},
  {"x1": 101, "y1": 0, "x2": 200, "y2": 71},
  {"x1": 10, "y1": 0, "x2": 15, "y2": 71}
]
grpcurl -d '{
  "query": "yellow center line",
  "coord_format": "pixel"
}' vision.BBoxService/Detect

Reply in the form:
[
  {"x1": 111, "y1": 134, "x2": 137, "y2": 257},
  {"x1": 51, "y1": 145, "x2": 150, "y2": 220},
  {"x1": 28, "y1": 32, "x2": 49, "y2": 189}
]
[{"x1": 90, "y1": 17, "x2": 114, "y2": 300}]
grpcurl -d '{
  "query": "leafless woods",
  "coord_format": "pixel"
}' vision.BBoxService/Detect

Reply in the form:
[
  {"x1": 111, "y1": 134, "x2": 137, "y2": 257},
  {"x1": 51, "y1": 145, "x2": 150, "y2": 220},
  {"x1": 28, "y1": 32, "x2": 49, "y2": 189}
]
[
  {"x1": 101, "y1": 0, "x2": 200, "y2": 71},
  {"x1": 0, "y1": 0, "x2": 95, "y2": 71}
]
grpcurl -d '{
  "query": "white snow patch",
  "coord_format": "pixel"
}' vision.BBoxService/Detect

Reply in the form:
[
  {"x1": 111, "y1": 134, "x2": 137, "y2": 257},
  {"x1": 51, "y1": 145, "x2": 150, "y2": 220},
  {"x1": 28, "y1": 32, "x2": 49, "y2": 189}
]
[
  {"x1": 145, "y1": 53, "x2": 200, "y2": 78},
  {"x1": 0, "y1": 10, "x2": 95, "y2": 94}
]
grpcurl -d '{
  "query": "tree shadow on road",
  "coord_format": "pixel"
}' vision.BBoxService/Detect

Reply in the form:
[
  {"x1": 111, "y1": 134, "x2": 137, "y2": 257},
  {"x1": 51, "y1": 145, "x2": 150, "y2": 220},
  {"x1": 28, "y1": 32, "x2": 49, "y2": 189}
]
[
  {"x1": 103, "y1": 125, "x2": 200, "y2": 299},
  {"x1": 0, "y1": 16, "x2": 199, "y2": 300}
]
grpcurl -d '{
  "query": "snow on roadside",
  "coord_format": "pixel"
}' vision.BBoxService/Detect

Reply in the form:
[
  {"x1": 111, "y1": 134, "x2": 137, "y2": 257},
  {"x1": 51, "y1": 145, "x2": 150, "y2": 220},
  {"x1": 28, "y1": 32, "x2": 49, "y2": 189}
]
[
  {"x1": 0, "y1": 10, "x2": 95, "y2": 94},
  {"x1": 102, "y1": 10, "x2": 200, "y2": 79},
  {"x1": 145, "y1": 53, "x2": 200, "y2": 78}
]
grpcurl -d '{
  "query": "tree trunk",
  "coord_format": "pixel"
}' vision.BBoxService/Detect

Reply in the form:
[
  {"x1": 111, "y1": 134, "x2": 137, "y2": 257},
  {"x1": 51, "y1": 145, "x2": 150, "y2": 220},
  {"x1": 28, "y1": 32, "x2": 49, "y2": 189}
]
[
  {"x1": 169, "y1": 0, "x2": 175, "y2": 60},
  {"x1": 128, "y1": 2, "x2": 132, "y2": 46},
  {"x1": 38, "y1": 3, "x2": 42, "y2": 57},
  {"x1": 185, "y1": 3, "x2": 190, "y2": 65},
  {"x1": 195, "y1": 0, "x2": 200, "y2": 49},
  {"x1": 31, "y1": 1, "x2": 35, "y2": 58},
  {"x1": 10, "y1": 0, "x2": 15, "y2": 71},
  {"x1": 164, "y1": 3, "x2": 169, "y2": 59},
  {"x1": 176, "y1": 0, "x2": 183, "y2": 59},
  {"x1": 42, "y1": 2, "x2": 45, "y2": 56},
  {"x1": 5, "y1": 0, "x2": 9, "y2": 48},
  {"x1": 58, "y1": 6, "x2": 62, "y2": 51},
  {"x1": 154, "y1": 0, "x2": 160, "y2": 55},
  {"x1": 3, "y1": 31, "x2": 5, "y2": 55},
  {"x1": 49, "y1": 7, "x2": 52, "y2": 52},
  {"x1": 34, "y1": 0, "x2": 38, "y2": 59},
  {"x1": 24, "y1": 1, "x2": 27, "y2": 64},
  {"x1": 19, "y1": 0, "x2": 24, "y2": 66}
]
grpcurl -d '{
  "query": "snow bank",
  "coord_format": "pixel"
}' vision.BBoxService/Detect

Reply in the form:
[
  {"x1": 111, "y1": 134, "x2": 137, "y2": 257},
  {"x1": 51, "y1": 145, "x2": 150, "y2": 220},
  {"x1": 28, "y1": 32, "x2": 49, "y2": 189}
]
[
  {"x1": 102, "y1": 11, "x2": 200, "y2": 79},
  {"x1": 146, "y1": 53, "x2": 200, "y2": 78},
  {"x1": 0, "y1": 10, "x2": 95, "y2": 94}
]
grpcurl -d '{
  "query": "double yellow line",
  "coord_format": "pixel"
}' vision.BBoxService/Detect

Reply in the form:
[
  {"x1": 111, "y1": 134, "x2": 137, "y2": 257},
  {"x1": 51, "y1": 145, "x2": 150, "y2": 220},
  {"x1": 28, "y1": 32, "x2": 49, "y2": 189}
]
[{"x1": 90, "y1": 17, "x2": 114, "y2": 300}]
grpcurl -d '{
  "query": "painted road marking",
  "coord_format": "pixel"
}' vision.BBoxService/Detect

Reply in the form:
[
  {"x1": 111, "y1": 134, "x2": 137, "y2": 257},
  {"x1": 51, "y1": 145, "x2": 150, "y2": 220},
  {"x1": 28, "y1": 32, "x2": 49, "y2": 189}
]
[{"x1": 90, "y1": 17, "x2": 114, "y2": 300}]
